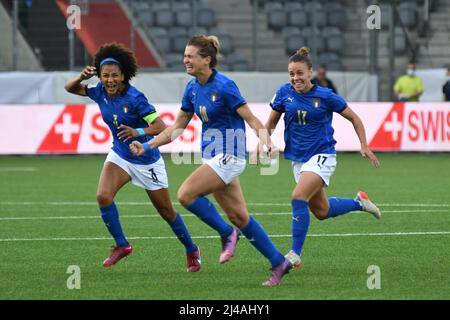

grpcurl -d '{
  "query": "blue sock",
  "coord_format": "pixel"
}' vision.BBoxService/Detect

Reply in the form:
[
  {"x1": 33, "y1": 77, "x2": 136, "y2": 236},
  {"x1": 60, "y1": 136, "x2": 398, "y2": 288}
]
[
  {"x1": 291, "y1": 199, "x2": 310, "y2": 256},
  {"x1": 168, "y1": 213, "x2": 197, "y2": 253},
  {"x1": 186, "y1": 196, "x2": 233, "y2": 238},
  {"x1": 241, "y1": 216, "x2": 284, "y2": 268},
  {"x1": 325, "y1": 197, "x2": 363, "y2": 219},
  {"x1": 100, "y1": 202, "x2": 128, "y2": 247}
]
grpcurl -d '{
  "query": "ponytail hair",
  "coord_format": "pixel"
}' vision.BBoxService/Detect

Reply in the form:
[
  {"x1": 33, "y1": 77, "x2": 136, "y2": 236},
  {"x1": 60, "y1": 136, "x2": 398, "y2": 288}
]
[
  {"x1": 187, "y1": 35, "x2": 221, "y2": 68},
  {"x1": 288, "y1": 46, "x2": 312, "y2": 69}
]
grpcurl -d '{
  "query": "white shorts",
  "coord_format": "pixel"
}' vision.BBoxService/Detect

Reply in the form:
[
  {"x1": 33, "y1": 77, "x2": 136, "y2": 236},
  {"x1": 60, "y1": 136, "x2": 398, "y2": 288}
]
[
  {"x1": 292, "y1": 153, "x2": 337, "y2": 187},
  {"x1": 105, "y1": 150, "x2": 169, "y2": 191},
  {"x1": 202, "y1": 153, "x2": 246, "y2": 185}
]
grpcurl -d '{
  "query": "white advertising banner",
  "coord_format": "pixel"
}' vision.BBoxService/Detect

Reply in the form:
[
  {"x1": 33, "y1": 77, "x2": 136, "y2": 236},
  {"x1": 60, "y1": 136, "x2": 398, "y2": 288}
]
[
  {"x1": 0, "y1": 102, "x2": 449, "y2": 154},
  {"x1": 0, "y1": 72, "x2": 54, "y2": 103}
]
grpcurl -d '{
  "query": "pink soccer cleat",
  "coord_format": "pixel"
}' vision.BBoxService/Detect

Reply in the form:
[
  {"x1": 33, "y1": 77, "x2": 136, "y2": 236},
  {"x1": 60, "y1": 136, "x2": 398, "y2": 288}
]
[
  {"x1": 186, "y1": 246, "x2": 202, "y2": 272},
  {"x1": 219, "y1": 228, "x2": 239, "y2": 264},
  {"x1": 102, "y1": 244, "x2": 133, "y2": 268},
  {"x1": 262, "y1": 258, "x2": 292, "y2": 286}
]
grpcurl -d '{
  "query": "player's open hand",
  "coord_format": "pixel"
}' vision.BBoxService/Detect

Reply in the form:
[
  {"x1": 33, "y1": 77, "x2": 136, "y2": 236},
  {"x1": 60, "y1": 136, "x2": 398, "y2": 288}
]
[
  {"x1": 118, "y1": 124, "x2": 139, "y2": 142},
  {"x1": 360, "y1": 146, "x2": 380, "y2": 168},
  {"x1": 130, "y1": 141, "x2": 144, "y2": 156},
  {"x1": 80, "y1": 66, "x2": 96, "y2": 80}
]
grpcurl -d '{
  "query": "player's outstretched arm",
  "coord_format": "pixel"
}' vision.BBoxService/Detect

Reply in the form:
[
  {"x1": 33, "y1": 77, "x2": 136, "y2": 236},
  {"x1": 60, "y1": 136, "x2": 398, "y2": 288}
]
[
  {"x1": 64, "y1": 66, "x2": 96, "y2": 96},
  {"x1": 250, "y1": 109, "x2": 282, "y2": 163},
  {"x1": 339, "y1": 106, "x2": 380, "y2": 168},
  {"x1": 130, "y1": 110, "x2": 193, "y2": 156},
  {"x1": 237, "y1": 104, "x2": 278, "y2": 157}
]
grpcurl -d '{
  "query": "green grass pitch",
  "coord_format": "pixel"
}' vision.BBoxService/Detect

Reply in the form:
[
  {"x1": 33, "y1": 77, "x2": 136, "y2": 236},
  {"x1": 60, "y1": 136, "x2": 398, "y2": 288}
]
[{"x1": 0, "y1": 153, "x2": 449, "y2": 299}]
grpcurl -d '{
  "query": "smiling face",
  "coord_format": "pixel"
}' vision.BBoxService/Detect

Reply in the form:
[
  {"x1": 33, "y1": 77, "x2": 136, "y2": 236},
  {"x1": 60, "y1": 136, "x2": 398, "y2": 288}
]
[
  {"x1": 183, "y1": 45, "x2": 211, "y2": 77},
  {"x1": 288, "y1": 61, "x2": 313, "y2": 93},
  {"x1": 99, "y1": 63, "x2": 124, "y2": 97}
]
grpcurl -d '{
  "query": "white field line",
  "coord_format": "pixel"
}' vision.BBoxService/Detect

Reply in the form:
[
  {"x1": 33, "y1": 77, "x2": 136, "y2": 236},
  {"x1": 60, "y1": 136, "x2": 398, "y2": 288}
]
[
  {"x1": 0, "y1": 167, "x2": 37, "y2": 172},
  {"x1": 0, "y1": 231, "x2": 449, "y2": 242},
  {"x1": 0, "y1": 201, "x2": 449, "y2": 207},
  {"x1": 0, "y1": 209, "x2": 448, "y2": 221}
]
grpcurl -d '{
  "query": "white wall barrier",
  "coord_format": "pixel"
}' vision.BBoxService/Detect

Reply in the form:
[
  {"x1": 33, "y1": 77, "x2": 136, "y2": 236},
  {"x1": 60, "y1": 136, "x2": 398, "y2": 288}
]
[{"x1": 0, "y1": 102, "x2": 449, "y2": 154}]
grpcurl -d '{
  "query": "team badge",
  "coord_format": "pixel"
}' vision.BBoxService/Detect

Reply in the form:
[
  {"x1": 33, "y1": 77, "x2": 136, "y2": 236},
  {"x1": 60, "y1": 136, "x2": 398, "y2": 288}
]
[
  {"x1": 123, "y1": 105, "x2": 129, "y2": 113},
  {"x1": 211, "y1": 92, "x2": 217, "y2": 102},
  {"x1": 314, "y1": 98, "x2": 321, "y2": 108},
  {"x1": 113, "y1": 114, "x2": 119, "y2": 128}
]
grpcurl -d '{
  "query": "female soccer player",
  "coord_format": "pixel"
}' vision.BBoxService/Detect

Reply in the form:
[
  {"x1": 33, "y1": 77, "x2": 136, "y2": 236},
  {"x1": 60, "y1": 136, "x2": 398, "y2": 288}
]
[
  {"x1": 130, "y1": 35, "x2": 291, "y2": 286},
  {"x1": 64, "y1": 42, "x2": 201, "y2": 272},
  {"x1": 262, "y1": 47, "x2": 381, "y2": 268}
]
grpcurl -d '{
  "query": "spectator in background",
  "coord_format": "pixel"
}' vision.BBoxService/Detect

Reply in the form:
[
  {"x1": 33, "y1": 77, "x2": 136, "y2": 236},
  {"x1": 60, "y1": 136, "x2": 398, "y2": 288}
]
[
  {"x1": 311, "y1": 65, "x2": 338, "y2": 94},
  {"x1": 393, "y1": 62, "x2": 424, "y2": 102},
  {"x1": 442, "y1": 66, "x2": 450, "y2": 101}
]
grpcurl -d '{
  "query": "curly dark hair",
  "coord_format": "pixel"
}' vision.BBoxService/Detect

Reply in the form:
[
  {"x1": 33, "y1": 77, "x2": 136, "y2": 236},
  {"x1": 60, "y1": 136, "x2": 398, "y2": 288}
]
[{"x1": 93, "y1": 42, "x2": 137, "y2": 83}]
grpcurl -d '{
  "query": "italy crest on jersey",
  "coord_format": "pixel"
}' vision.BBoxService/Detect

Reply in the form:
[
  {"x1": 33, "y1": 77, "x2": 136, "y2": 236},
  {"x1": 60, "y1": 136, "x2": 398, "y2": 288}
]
[
  {"x1": 211, "y1": 92, "x2": 217, "y2": 102},
  {"x1": 314, "y1": 98, "x2": 321, "y2": 108},
  {"x1": 122, "y1": 105, "x2": 129, "y2": 113}
]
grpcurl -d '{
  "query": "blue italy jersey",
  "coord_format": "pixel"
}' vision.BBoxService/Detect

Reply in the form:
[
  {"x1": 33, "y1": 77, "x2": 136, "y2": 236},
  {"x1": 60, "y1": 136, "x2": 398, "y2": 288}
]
[
  {"x1": 181, "y1": 70, "x2": 247, "y2": 159},
  {"x1": 270, "y1": 84, "x2": 347, "y2": 163},
  {"x1": 86, "y1": 82, "x2": 161, "y2": 165}
]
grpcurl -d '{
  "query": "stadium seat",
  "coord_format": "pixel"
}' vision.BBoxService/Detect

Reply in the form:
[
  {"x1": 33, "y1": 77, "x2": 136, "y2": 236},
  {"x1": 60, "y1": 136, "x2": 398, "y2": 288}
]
[
  {"x1": 317, "y1": 52, "x2": 343, "y2": 70},
  {"x1": 264, "y1": 2, "x2": 284, "y2": 12},
  {"x1": 169, "y1": 28, "x2": 189, "y2": 53},
  {"x1": 197, "y1": 8, "x2": 217, "y2": 28},
  {"x1": 301, "y1": 27, "x2": 325, "y2": 53},
  {"x1": 166, "y1": 52, "x2": 183, "y2": 66},
  {"x1": 303, "y1": 2, "x2": 326, "y2": 28},
  {"x1": 174, "y1": 3, "x2": 193, "y2": 28},
  {"x1": 227, "y1": 52, "x2": 250, "y2": 71},
  {"x1": 153, "y1": 2, "x2": 174, "y2": 28},
  {"x1": 380, "y1": 3, "x2": 391, "y2": 28},
  {"x1": 323, "y1": 27, "x2": 344, "y2": 54},
  {"x1": 149, "y1": 27, "x2": 171, "y2": 54},
  {"x1": 138, "y1": 10, "x2": 154, "y2": 28},
  {"x1": 284, "y1": 2, "x2": 303, "y2": 11},
  {"x1": 266, "y1": 4, "x2": 287, "y2": 32},
  {"x1": 327, "y1": 2, "x2": 346, "y2": 29},
  {"x1": 189, "y1": 27, "x2": 208, "y2": 36},
  {"x1": 394, "y1": 27, "x2": 407, "y2": 54},
  {"x1": 285, "y1": 34, "x2": 306, "y2": 55},
  {"x1": 398, "y1": 2, "x2": 417, "y2": 28},
  {"x1": 282, "y1": 26, "x2": 301, "y2": 39},
  {"x1": 210, "y1": 27, "x2": 234, "y2": 55},
  {"x1": 287, "y1": 7, "x2": 308, "y2": 28},
  {"x1": 130, "y1": 1, "x2": 151, "y2": 12}
]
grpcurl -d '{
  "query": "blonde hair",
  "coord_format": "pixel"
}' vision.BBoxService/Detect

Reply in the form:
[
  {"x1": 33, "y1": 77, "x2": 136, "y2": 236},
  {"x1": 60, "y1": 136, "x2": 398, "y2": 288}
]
[
  {"x1": 289, "y1": 46, "x2": 312, "y2": 69},
  {"x1": 188, "y1": 35, "x2": 221, "y2": 68}
]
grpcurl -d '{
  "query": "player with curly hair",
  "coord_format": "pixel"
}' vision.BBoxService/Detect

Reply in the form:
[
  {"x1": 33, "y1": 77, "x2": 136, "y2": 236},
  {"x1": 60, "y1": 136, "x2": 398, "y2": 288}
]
[{"x1": 64, "y1": 42, "x2": 201, "y2": 272}]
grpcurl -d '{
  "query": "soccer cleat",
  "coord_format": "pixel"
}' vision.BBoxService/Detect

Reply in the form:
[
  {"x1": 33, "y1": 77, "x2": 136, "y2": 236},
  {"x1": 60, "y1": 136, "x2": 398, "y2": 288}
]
[
  {"x1": 219, "y1": 228, "x2": 240, "y2": 264},
  {"x1": 285, "y1": 250, "x2": 302, "y2": 269},
  {"x1": 102, "y1": 244, "x2": 133, "y2": 268},
  {"x1": 355, "y1": 191, "x2": 381, "y2": 219},
  {"x1": 186, "y1": 246, "x2": 202, "y2": 272},
  {"x1": 262, "y1": 258, "x2": 292, "y2": 286}
]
